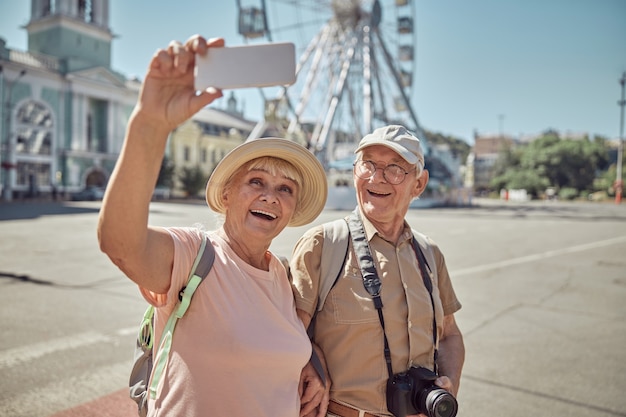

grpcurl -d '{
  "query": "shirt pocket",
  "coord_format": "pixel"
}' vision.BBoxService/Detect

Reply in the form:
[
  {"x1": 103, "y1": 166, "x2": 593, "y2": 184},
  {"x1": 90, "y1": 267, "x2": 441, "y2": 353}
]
[{"x1": 330, "y1": 269, "x2": 380, "y2": 324}]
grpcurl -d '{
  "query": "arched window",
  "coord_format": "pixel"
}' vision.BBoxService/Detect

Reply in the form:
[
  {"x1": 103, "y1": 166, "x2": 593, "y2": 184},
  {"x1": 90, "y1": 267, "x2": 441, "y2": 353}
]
[
  {"x1": 14, "y1": 100, "x2": 54, "y2": 191},
  {"x1": 15, "y1": 101, "x2": 53, "y2": 156}
]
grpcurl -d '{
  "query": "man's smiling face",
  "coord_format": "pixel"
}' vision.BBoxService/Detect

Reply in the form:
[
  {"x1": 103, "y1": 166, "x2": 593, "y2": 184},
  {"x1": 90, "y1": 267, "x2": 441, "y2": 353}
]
[{"x1": 354, "y1": 145, "x2": 425, "y2": 227}]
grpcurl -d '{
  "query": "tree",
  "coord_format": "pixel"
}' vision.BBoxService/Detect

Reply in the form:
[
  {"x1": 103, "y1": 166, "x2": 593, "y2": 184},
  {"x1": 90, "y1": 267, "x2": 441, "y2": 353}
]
[
  {"x1": 521, "y1": 136, "x2": 609, "y2": 192},
  {"x1": 422, "y1": 129, "x2": 471, "y2": 163},
  {"x1": 491, "y1": 168, "x2": 549, "y2": 197},
  {"x1": 492, "y1": 143, "x2": 521, "y2": 179},
  {"x1": 598, "y1": 163, "x2": 626, "y2": 196},
  {"x1": 156, "y1": 155, "x2": 175, "y2": 188},
  {"x1": 492, "y1": 134, "x2": 610, "y2": 198},
  {"x1": 178, "y1": 166, "x2": 206, "y2": 198}
]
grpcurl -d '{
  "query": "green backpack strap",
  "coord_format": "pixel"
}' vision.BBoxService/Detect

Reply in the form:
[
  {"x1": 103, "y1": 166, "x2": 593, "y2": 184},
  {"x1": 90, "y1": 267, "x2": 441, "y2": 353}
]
[{"x1": 149, "y1": 235, "x2": 216, "y2": 399}]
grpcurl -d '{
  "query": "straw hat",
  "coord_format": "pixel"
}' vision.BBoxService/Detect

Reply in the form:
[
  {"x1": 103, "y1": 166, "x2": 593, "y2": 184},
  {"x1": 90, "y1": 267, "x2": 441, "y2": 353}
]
[{"x1": 206, "y1": 137, "x2": 327, "y2": 227}]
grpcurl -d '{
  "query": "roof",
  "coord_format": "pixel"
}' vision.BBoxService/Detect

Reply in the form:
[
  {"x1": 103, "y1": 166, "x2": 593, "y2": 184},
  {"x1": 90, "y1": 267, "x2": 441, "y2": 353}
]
[{"x1": 192, "y1": 106, "x2": 257, "y2": 131}]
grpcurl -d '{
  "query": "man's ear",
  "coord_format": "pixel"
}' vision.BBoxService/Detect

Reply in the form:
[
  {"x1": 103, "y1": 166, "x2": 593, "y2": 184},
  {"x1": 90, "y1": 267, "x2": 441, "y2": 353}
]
[{"x1": 412, "y1": 169, "x2": 429, "y2": 199}]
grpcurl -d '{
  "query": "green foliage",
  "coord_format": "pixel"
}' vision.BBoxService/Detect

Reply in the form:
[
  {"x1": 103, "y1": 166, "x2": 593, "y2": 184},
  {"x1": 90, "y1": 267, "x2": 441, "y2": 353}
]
[
  {"x1": 492, "y1": 133, "x2": 611, "y2": 196},
  {"x1": 178, "y1": 166, "x2": 207, "y2": 197},
  {"x1": 558, "y1": 187, "x2": 579, "y2": 200},
  {"x1": 492, "y1": 144, "x2": 522, "y2": 178},
  {"x1": 156, "y1": 155, "x2": 175, "y2": 188},
  {"x1": 422, "y1": 129, "x2": 471, "y2": 164},
  {"x1": 598, "y1": 163, "x2": 626, "y2": 195},
  {"x1": 491, "y1": 169, "x2": 549, "y2": 197}
]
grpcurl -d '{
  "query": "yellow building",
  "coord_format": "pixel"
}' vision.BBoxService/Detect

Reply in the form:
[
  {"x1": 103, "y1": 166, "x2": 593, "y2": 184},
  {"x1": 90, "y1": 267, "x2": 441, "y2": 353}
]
[{"x1": 167, "y1": 104, "x2": 256, "y2": 198}]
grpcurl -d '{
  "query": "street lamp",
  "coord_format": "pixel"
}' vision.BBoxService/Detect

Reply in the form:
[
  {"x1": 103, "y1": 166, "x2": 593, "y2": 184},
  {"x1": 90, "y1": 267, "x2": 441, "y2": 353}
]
[
  {"x1": 0, "y1": 66, "x2": 27, "y2": 202},
  {"x1": 616, "y1": 72, "x2": 625, "y2": 204}
]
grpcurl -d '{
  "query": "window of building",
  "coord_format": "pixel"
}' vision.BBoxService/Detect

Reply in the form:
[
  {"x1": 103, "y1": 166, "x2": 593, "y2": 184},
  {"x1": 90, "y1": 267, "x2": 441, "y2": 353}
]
[
  {"x1": 14, "y1": 100, "x2": 54, "y2": 190},
  {"x1": 17, "y1": 162, "x2": 51, "y2": 190},
  {"x1": 42, "y1": 0, "x2": 52, "y2": 15},
  {"x1": 15, "y1": 101, "x2": 53, "y2": 156},
  {"x1": 78, "y1": 0, "x2": 94, "y2": 22},
  {"x1": 87, "y1": 98, "x2": 108, "y2": 152}
]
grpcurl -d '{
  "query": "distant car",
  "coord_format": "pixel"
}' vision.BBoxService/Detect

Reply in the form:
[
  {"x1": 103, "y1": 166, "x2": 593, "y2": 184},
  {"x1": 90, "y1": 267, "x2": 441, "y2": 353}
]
[{"x1": 71, "y1": 186, "x2": 105, "y2": 201}]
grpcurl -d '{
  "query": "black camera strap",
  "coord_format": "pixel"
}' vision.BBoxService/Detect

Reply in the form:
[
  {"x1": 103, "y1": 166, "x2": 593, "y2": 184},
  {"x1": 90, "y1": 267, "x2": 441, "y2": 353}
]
[
  {"x1": 347, "y1": 210, "x2": 393, "y2": 378},
  {"x1": 347, "y1": 209, "x2": 438, "y2": 377},
  {"x1": 410, "y1": 237, "x2": 439, "y2": 373}
]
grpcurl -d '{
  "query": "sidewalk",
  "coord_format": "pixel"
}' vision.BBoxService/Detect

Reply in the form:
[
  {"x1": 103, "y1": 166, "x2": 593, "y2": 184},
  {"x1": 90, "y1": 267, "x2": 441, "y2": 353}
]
[{"x1": 48, "y1": 389, "x2": 137, "y2": 417}]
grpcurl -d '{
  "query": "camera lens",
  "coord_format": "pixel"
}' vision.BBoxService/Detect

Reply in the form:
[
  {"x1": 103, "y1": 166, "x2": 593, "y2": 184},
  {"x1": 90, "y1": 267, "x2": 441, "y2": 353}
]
[{"x1": 420, "y1": 387, "x2": 458, "y2": 417}]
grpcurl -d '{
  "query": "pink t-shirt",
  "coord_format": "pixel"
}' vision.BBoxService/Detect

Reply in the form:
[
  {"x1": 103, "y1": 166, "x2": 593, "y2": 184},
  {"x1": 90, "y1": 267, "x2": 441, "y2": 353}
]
[{"x1": 140, "y1": 227, "x2": 311, "y2": 417}]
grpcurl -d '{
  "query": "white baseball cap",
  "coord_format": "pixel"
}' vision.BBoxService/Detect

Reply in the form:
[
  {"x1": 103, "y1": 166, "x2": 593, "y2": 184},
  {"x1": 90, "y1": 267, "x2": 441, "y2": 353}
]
[{"x1": 355, "y1": 125, "x2": 424, "y2": 168}]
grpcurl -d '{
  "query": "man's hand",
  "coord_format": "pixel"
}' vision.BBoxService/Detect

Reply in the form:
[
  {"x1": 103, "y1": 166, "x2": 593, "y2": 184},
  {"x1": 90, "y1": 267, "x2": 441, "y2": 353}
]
[
  {"x1": 409, "y1": 375, "x2": 455, "y2": 417},
  {"x1": 299, "y1": 345, "x2": 330, "y2": 417}
]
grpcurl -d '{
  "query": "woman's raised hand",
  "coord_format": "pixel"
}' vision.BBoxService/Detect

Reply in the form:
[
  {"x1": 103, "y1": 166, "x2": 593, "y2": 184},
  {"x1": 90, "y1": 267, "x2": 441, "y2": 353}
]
[{"x1": 135, "y1": 35, "x2": 224, "y2": 132}]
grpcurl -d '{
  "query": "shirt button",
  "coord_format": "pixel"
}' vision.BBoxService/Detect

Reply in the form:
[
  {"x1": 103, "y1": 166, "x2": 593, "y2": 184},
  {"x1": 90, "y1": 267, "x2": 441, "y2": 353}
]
[{"x1": 408, "y1": 321, "x2": 412, "y2": 328}]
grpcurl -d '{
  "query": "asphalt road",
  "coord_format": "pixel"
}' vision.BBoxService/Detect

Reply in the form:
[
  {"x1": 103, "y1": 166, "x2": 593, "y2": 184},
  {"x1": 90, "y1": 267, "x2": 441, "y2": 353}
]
[{"x1": 0, "y1": 199, "x2": 625, "y2": 417}]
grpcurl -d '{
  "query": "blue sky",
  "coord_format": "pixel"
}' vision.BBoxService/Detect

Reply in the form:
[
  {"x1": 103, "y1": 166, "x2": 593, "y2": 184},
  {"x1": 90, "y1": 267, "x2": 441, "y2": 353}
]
[{"x1": 1, "y1": 0, "x2": 624, "y2": 144}]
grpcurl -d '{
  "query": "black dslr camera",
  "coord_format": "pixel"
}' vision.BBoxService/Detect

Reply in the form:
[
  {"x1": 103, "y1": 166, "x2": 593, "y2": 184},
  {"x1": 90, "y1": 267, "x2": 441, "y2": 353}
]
[{"x1": 386, "y1": 366, "x2": 458, "y2": 417}]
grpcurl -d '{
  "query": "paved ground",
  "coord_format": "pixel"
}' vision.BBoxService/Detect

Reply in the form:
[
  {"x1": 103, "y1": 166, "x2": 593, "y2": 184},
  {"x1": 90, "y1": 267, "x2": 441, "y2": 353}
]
[{"x1": 0, "y1": 198, "x2": 625, "y2": 416}]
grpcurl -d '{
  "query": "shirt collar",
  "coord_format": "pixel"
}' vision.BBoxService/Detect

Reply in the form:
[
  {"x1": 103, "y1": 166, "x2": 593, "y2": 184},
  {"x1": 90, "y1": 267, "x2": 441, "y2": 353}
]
[{"x1": 357, "y1": 207, "x2": 413, "y2": 245}]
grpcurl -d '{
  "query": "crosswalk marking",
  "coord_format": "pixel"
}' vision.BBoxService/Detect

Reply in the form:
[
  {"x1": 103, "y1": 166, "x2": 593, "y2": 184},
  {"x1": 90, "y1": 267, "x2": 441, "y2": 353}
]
[
  {"x1": 452, "y1": 235, "x2": 626, "y2": 277},
  {"x1": 0, "y1": 327, "x2": 136, "y2": 369}
]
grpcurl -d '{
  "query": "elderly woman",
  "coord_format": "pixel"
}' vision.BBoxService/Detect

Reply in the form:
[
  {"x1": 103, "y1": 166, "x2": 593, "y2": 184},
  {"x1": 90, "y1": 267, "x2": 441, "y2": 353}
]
[{"x1": 97, "y1": 36, "x2": 327, "y2": 417}]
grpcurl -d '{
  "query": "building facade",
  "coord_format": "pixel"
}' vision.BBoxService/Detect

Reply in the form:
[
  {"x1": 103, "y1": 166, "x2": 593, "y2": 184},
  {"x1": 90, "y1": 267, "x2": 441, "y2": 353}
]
[
  {"x1": 167, "y1": 104, "x2": 256, "y2": 197},
  {"x1": 0, "y1": 0, "x2": 139, "y2": 200},
  {"x1": 0, "y1": 0, "x2": 259, "y2": 201},
  {"x1": 466, "y1": 133, "x2": 515, "y2": 193}
]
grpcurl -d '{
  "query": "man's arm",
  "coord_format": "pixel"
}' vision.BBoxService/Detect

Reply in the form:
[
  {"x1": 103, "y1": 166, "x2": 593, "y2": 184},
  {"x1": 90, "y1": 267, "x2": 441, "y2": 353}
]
[{"x1": 435, "y1": 313, "x2": 465, "y2": 396}]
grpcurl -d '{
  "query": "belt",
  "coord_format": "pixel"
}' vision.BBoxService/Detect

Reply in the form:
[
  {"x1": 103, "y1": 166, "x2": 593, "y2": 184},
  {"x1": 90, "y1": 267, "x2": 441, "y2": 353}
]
[{"x1": 327, "y1": 400, "x2": 379, "y2": 417}]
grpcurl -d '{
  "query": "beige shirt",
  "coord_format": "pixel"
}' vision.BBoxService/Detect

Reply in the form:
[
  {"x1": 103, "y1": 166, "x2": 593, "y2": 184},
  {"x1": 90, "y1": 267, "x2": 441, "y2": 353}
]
[
  {"x1": 290, "y1": 213, "x2": 461, "y2": 416},
  {"x1": 141, "y1": 227, "x2": 311, "y2": 417}
]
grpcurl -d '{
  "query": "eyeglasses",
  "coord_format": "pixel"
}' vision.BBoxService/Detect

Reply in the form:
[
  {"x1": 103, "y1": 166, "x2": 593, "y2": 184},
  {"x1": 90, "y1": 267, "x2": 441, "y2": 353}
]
[{"x1": 353, "y1": 160, "x2": 416, "y2": 185}]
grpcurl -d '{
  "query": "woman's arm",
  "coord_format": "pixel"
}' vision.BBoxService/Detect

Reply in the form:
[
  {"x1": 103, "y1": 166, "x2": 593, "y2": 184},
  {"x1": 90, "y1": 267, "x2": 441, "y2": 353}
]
[{"x1": 97, "y1": 35, "x2": 223, "y2": 293}]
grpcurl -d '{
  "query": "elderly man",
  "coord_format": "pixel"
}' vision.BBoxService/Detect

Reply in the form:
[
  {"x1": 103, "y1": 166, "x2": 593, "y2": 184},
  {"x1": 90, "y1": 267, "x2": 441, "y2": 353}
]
[{"x1": 290, "y1": 125, "x2": 465, "y2": 417}]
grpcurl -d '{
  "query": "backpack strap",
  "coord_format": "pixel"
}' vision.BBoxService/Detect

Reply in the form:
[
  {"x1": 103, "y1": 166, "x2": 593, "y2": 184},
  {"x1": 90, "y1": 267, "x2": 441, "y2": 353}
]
[
  {"x1": 411, "y1": 229, "x2": 437, "y2": 282},
  {"x1": 306, "y1": 219, "x2": 349, "y2": 360},
  {"x1": 317, "y1": 218, "x2": 350, "y2": 312},
  {"x1": 316, "y1": 222, "x2": 439, "y2": 313},
  {"x1": 149, "y1": 234, "x2": 215, "y2": 399},
  {"x1": 305, "y1": 219, "x2": 349, "y2": 388}
]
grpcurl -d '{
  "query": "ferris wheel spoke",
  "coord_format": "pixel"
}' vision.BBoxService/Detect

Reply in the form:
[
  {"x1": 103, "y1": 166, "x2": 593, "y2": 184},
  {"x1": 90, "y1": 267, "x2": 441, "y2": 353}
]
[
  {"x1": 374, "y1": 27, "x2": 421, "y2": 135},
  {"x1": 287, "y1": 24, "x2": 334, "y2": 135},
  {"x1": 277, "y1": 27, "x2": 324, "y2": 134},
  {"x1": 316, "y1": 34, "x2": 358, "y2": 154},
  {"x1": 363, "y1": 26, "x2": 374, "y2": 133}
]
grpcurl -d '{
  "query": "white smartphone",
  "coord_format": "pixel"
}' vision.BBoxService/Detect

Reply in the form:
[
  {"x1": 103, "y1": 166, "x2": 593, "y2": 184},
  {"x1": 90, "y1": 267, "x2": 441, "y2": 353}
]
[{"x1": 194, "y1": 42, "x2": 296, "y2": 90}]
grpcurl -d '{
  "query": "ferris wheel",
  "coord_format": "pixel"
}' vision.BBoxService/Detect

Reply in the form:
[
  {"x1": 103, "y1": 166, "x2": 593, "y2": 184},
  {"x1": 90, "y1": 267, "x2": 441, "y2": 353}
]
[{"x1": 235, "y1": 0, "x2": 428, "y2": 169}]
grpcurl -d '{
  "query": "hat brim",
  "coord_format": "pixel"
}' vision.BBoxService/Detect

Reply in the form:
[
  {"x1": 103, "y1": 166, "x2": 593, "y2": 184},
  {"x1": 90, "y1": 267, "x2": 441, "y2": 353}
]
[{"x1": 206, "y1": 138, "x2": 328, "y2": 227}]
